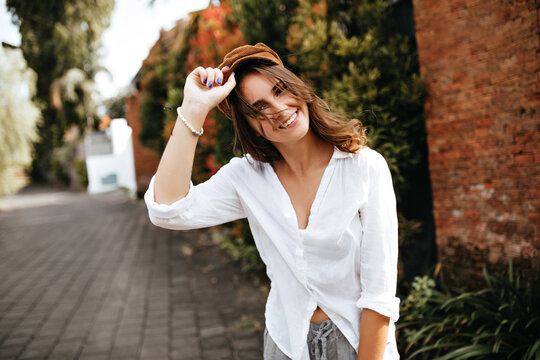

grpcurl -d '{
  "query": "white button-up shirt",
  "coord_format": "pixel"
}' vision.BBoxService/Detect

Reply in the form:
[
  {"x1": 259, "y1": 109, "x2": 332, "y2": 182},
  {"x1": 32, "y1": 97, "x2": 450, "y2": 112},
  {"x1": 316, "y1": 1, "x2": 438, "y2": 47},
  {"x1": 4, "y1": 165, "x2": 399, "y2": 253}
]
[{"x1": 144, "y1": 147, "x2": 400, "y2": 359}]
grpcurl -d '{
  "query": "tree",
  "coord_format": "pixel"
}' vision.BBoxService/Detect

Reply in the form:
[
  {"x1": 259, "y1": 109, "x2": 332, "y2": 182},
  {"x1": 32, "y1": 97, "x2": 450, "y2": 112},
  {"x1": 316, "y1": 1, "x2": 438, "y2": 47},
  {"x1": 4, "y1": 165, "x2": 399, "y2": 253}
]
[
  {"x1": 6, "y1": 0, "x2": 114, "y2": 181},
  {"x1": 134, "y1": 0, "x2": 434, "y2": 279},
  {"x1": 0, "y1": 46, "x2": 40, "y2": 196},
  {"x1": 230, "y1": 0, "x2": 298, "y2": 65},
  {"x1": 138, "y1": 1, "x2": 245, "y2": 180},
  {"x1": 103, "y1": 93, "x2": 126, "y2": 119}
]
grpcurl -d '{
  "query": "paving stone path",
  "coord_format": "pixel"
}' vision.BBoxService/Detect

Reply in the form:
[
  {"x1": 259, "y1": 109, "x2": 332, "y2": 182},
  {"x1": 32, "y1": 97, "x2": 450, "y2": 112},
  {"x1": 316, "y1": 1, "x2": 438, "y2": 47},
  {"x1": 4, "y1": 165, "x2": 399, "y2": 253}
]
[{"x1": 0, "y1": 187, "x2": 266, "y2": 360}]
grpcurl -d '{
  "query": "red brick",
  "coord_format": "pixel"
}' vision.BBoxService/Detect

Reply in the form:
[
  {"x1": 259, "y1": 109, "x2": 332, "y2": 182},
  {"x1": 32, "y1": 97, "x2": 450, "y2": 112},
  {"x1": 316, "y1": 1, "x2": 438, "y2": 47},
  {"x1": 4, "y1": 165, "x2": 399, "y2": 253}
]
[{"x1": 415, "y1": 0, "x2": 539, "y2": 286}]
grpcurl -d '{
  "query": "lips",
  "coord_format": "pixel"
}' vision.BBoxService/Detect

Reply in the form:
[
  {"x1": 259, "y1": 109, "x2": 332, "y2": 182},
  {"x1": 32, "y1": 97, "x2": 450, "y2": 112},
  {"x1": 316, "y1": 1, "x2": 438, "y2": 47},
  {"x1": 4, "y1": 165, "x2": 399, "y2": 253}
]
[{"x1": 278, "y1": 111, "x2": 297, "y2": 129}]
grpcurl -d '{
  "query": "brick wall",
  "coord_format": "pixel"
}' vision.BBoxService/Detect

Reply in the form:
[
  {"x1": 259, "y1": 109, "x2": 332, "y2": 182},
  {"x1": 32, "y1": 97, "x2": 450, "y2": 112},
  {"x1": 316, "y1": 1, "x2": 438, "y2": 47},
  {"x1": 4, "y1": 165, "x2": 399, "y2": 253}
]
[
  {"x1": 412, "y1": 0, "x2": 539, "y2": 285},
  {"x1": 125, "y1": 93, "x2": 160, "y2": 196}
]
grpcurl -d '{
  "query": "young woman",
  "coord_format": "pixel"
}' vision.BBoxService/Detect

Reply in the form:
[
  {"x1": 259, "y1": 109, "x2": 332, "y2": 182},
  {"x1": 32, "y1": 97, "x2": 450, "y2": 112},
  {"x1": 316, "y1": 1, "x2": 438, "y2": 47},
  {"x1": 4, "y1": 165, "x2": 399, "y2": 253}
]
[{"x1": 145, "y1": 43, "x2": 400, "y2": 360}]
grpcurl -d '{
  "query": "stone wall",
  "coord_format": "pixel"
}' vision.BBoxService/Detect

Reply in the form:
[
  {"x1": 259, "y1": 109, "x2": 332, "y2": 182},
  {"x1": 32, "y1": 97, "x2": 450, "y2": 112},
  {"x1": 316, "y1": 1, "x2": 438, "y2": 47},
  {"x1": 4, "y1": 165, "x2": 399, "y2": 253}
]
[{"x1": 412, "y1": 0, "x2": 539, "y2": 285}]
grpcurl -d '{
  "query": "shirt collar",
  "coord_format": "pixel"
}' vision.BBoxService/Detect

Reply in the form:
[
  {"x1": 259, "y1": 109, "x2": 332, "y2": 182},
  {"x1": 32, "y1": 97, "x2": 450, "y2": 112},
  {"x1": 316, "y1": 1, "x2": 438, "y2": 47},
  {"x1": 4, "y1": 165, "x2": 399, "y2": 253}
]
[
  {"x1": 332, "y1": 147, "x2": 355, "y2": 159},
  {"x1": 244, "y1": 147, "x2": 355, "y2": 161}
]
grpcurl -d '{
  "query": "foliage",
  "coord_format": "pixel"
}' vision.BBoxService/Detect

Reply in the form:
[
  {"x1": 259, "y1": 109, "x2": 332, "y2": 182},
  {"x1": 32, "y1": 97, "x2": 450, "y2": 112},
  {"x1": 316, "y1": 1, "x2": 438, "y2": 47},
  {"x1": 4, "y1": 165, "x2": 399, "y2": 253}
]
[
  {"x1": 103, "y1": 94, "x2": 126, "y2": 119},
  {"x1": 51, "y1": 157, "x2": 70, "y2": 186},
  {"x1": 213, "y1": 221, "x2": 266, "y2": 274},
  {"x1": 230, "y1": 0, "x2": 299, "y2": 63},
  {"x1": 6, "y1": 0, "x2": 114, "y2": 181},
  {"x1": 286, "y1": 0, "x2": 426, "y2": 195},
  {"x1": 74, "y1": 158, "x2": 88, "y2": 187},
  {"x1": 398, "y1": 261, "x2": 540, "y2": 359},
  {"x1": 135, "y1": 2, "x2": 250, "y2": 270},
  {"x1": 136, "y1": 1, "x2": 431, "y2": 278},
  {"x1": 49, "y1": 126, "x2": 87, "y2": 190},
  {"x1": 138, "y1": 1, "x2": 245, "y2": 177},
  {"x1": 0, "y1": 46, "x2": 41, "y2": 196},
  {"x1": 285, "y1": 0, "x2": 432, "y2": 281}
]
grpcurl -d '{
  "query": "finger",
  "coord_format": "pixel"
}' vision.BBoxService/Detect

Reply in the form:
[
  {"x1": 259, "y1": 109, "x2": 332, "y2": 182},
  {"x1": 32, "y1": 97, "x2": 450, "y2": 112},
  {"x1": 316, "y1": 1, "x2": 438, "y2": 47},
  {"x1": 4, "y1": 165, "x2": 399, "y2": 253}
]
[
  {"x1": 205, "y1": 67, "x2": 215, "y2": 89},
  {"x1": 222, "y1": 71, "x2": 236, "y2": 92},
  {"x1": 213, "y1": 68, "x2": 224, "y2": 86},
  {"x1": 192, "y1": 66, "x2": 206, "y2": 85},
  {"x1": 221, "y1": 66, "x2": 233, "y2": 80}
]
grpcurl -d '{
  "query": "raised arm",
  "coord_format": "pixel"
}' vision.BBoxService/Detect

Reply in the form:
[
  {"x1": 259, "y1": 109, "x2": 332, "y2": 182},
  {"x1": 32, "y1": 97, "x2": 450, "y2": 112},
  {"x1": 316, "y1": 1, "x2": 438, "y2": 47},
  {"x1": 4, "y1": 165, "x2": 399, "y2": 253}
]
[{"x1": 153, "y1": 66, "x2": 236, "y2": 205}]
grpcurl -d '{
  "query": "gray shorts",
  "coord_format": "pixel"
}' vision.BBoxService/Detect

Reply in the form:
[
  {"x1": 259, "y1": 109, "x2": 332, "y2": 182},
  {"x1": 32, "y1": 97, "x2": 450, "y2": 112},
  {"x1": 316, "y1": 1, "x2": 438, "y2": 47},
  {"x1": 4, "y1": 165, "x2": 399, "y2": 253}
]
[{"x1": 263, "y1": 319, "x2": 357, "y2": 360}]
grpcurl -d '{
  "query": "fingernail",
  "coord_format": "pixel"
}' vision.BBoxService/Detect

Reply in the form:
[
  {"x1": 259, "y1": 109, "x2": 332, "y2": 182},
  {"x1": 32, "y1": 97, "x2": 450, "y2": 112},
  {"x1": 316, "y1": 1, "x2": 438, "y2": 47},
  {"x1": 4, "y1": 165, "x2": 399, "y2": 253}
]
[
  {"x1": 203, "y1": 78, "x2": 207, "y2": 84},
  {"x1": 208, "y1": 81, "x2": 213, "y2": 88},
  {"x1": 216, "y1": 78, "x2": 222, "y2": 85},
  {"x1": 223, "y1": 66, "x2": 230, "y2": 70}
]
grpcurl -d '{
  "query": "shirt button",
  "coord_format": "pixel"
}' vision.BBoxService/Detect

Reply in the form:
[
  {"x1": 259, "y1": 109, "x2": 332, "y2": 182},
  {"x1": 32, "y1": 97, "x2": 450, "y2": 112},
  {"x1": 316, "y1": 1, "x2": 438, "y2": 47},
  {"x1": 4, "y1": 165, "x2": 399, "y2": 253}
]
[{"x1": 295, "y1": 247, "x2": 303, "y2": 256}]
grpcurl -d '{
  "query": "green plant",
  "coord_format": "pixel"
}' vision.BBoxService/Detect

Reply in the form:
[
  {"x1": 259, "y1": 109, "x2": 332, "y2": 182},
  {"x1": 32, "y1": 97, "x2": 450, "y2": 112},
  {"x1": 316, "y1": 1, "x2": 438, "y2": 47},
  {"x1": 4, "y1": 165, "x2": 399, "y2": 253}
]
[
  {"x1": 284, "y1": 0, "x2": 434, "y2": 282},
  {"x1": 7, "y1": 0, "x2": 114, "y2": 181},
  {"x1": 136, "y1": 1, "x2": 433, "y2": 282},
  {"x1": 0, "y1": 47, "x2": 40, "y2": 196},
  {"x1": 50, "y1": 157, "x2": 70, "y2": 186},
  {"x1": 74, "y1": 157, "x2": 88, "y2": 187},
  {"x1": 398, "y1": 260, "x2": 540, "y2": 359},
  {"x1": 213, "y1": 220, "x2": 266, "y2": 275}
]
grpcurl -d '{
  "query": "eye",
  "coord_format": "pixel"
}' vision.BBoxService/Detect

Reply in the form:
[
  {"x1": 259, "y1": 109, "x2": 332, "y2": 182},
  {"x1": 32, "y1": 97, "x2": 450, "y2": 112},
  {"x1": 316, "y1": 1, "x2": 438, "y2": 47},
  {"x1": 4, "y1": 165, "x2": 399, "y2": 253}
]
[
  {"x1": 274, "y1": 82, "x2": 287, "y2": 96},
  {"x1": 256, "y1": 103, "x2": 268, "y2": 111}
]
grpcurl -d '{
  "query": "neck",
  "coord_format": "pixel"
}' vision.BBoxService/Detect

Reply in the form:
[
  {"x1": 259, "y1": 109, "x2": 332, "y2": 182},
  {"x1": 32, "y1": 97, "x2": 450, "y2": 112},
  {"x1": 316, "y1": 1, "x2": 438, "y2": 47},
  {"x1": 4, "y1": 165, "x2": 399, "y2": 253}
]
[{"x1": 272, "y1": 130, "x2": 334, "y2": 176}]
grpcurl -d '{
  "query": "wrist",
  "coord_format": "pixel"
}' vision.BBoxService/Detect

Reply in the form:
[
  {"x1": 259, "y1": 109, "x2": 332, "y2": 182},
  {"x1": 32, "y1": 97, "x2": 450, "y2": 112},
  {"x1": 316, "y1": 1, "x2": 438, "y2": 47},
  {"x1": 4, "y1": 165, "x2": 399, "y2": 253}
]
[
  {"x1": 175, "y1": 107, "x2": 204, "y2": 137},
  {"x1": 180, "y1": 99, "x2": 211, "y2": 119},
  {"x1": 177, "y1": 106, "x2": 206, "y2": 129}
]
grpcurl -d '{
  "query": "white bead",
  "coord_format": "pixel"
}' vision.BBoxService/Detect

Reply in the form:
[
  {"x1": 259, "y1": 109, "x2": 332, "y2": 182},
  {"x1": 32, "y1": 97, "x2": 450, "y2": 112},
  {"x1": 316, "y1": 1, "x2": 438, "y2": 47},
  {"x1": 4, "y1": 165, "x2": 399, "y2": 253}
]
[{"x1": 176, "y1": 107, "x2": 204, "y2": 136}]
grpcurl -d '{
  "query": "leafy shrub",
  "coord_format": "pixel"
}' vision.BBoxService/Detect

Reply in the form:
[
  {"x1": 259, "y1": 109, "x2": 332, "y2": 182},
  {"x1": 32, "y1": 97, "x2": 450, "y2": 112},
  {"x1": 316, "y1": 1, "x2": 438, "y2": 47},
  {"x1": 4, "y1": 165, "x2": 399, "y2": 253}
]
[
  {"x1": 74, "y1": 158, "x2": 88, "y2": 187},
  {"x1": 213, "y1": 220, "x2": 266, "y2": 275},
  {"x1": 398, "y1": 260, "x2": 540, "y2": 359},
  {"x1": 231, "y1": 0, "x2": 433, "y2": 282},
  {"x1": 0, "y1": 47, "x2": 41, "y2": 196},
  {"x1": 51, "y1": 157, "x2": 70, "y2": 186},
  {"x1": 137, "y1": 1, "x2": 433, "y2": 282}
]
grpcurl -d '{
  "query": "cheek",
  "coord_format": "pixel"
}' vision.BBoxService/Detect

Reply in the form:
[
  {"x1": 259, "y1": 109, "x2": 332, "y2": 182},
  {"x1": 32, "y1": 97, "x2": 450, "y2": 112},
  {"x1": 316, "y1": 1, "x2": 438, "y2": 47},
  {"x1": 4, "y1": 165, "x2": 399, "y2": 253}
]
[{"x1": 245, "y1": 117, "x2": 268, "y2": 137}]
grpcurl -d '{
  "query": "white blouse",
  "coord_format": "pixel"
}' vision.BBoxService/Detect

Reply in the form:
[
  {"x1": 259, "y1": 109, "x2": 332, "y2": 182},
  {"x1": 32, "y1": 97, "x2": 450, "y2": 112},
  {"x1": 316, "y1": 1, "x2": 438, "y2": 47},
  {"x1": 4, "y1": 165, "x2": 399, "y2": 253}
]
[{"x1": 144, "y1": 147, "x2": 400, "y2": 360}]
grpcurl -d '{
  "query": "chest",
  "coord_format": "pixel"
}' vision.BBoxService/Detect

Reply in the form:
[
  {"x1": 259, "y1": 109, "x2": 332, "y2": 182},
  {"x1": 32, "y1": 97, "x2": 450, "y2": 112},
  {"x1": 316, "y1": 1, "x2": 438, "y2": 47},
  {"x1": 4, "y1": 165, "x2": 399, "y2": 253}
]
[{"x1": 274, "y1": 166, "x2": 327, "y2": 230}]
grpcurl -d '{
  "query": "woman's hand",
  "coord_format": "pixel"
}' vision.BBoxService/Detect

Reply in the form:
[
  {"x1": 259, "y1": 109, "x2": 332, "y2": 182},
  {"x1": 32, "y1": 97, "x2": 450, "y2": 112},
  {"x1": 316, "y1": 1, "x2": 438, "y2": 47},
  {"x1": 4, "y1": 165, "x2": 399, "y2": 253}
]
[
  {"x1": 153, "y1": 66, "x2": 235, "y2": 205},
  {"x1": 181, "y1": 66, "x2": 236, "y2": 116}
]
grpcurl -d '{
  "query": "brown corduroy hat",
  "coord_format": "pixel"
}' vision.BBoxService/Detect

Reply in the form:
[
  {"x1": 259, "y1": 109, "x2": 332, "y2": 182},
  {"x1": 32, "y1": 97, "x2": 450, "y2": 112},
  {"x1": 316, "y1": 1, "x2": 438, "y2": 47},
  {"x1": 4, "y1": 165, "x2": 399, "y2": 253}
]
[{"x1": 217, "y1": 43, "x2": 284, "y2": 119}]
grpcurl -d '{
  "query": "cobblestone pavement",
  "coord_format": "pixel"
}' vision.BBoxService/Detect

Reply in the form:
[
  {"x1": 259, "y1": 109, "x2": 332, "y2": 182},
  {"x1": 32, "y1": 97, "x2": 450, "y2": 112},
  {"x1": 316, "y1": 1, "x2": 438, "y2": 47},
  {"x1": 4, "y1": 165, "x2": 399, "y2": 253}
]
[{"x1": 0, "y1": 187, "x2": 266, "y2": 360}]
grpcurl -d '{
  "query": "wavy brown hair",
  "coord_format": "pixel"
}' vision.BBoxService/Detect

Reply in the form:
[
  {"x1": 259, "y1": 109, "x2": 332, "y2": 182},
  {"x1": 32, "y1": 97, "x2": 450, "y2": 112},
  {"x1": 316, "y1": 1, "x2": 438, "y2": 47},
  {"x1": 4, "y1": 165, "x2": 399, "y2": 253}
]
[{"x1": 227, "y1": 61, "x2": 367, "y2": 163}]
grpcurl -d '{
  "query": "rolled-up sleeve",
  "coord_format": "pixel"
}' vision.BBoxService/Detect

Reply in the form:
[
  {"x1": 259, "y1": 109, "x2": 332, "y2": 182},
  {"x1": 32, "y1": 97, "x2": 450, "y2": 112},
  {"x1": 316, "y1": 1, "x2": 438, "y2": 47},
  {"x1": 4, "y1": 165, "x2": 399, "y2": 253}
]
[
  {"x1": 356, "y1": 151, "x2": 400, "y2": 322},
  {"x1": 144, "y1": 158, "x2": 246, "y2": 230}
]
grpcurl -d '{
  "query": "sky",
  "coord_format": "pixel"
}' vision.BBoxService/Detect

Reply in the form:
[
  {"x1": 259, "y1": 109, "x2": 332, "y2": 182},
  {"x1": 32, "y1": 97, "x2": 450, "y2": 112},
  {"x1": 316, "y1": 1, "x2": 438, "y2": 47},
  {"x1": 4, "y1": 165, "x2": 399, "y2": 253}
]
[{"x1": 0, "y1": 0, "x2": 209, "y2": 104}]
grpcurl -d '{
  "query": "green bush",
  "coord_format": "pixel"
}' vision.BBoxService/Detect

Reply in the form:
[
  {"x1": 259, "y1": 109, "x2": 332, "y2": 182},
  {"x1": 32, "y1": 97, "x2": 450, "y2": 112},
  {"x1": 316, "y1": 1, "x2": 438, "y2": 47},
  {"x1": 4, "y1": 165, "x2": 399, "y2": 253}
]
[
  {"x1": 213, "y1": 220, "x2": 266, "y2": 275},
  {"x1": 137, "y1": 1, "x2": 433, "y2": 283},
  {"x1": 74, "y1": 158, "x2": 88, "y2": 187},
  {"x1": 50, "y1": 157, "x2": 70, "y2": 186},
  {"x1": 232, "y1": 0, "x2": 433, "y2": 282},
  {"x1": 398, "y1": 260, "x2": 540, "y2": 359}
]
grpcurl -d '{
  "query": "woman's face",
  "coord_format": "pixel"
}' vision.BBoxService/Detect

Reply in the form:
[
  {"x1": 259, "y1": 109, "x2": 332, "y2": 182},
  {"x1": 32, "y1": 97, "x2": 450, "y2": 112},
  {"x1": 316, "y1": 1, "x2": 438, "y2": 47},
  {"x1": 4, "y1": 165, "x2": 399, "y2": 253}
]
[{"x1": 239, "y1": 72, "x2": 310, "y2": 145}]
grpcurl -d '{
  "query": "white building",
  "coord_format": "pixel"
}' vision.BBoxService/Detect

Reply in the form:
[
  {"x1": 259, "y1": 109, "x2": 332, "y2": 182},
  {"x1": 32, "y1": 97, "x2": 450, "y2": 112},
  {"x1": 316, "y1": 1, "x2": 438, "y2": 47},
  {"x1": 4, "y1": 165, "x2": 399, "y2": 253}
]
[{"x1": 85, "y1": 119, "x2": 136, "y2": 197}]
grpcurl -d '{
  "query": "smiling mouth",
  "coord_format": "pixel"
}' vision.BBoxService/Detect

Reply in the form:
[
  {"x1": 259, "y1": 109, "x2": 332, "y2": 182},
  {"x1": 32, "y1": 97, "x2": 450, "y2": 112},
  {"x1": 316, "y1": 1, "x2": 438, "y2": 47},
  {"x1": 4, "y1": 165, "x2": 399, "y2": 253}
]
[{"x1": 278, "y1": 111, "x2": 297, "y2": 129}]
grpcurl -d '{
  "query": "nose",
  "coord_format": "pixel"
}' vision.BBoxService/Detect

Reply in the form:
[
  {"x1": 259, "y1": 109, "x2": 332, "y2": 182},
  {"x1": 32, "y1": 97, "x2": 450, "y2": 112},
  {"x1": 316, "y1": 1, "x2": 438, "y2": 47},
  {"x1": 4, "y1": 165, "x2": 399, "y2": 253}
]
[
  {"x1": 274, "y1": 99, "x2": 288, "y2": 112},
  {"x1": 266, "y1": 98, "x2": 288, "y2": 116}
]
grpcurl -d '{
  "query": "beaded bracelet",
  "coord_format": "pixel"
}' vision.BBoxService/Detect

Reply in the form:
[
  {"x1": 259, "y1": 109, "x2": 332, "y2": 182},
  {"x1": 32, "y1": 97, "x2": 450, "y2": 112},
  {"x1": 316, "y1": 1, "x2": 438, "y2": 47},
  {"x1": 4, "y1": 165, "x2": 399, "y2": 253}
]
[{"x1": 175, "y1": 107, "x2": 204, "y2": 136}]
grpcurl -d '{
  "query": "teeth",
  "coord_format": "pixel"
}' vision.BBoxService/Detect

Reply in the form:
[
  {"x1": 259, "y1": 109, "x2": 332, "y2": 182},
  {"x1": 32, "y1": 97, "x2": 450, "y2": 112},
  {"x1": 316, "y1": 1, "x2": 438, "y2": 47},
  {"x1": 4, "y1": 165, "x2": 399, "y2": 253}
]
[{"x1": 280, "y1": 112, "x2": 297, "y2": 128}]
